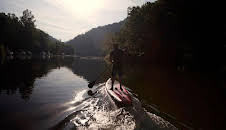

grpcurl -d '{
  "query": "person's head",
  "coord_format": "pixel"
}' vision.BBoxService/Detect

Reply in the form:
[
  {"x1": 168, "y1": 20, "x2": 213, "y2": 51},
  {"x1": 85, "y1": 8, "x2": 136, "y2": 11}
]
[{"x1": 113, "y1": 44, "x2": 118, "y2": 49}]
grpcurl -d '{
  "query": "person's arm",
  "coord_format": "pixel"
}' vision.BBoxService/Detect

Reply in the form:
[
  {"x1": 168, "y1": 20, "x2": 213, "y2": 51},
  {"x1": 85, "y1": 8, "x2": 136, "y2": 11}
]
[
  {"x1": 109, "y1": 51, "x2": 113, "y2": 63},
  {"x1": 121, "y1": 50, "x2": 125, "y2": 62}
]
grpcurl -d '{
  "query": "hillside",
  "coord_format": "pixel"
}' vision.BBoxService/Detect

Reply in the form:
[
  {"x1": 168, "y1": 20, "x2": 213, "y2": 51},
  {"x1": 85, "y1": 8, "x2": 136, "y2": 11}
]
[
  {"x1": 0, "y1": 11, "x2": 74, "y2": 56},
  {"x1": 66, "y1": 21, "x2": 125, "y2": 56}
]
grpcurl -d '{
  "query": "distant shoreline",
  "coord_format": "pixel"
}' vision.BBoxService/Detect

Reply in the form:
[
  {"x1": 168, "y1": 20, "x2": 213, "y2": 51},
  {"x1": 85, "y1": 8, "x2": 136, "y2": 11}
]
[{"x1": 74, "y1": 55, "x2": 104, "y2": 60}]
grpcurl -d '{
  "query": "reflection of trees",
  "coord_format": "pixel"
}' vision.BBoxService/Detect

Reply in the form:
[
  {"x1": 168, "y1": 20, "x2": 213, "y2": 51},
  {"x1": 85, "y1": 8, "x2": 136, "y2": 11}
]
[
  {"x1": 69, "y1": 58, "x2": 108, "y2": 83},
  {"x1": 0, "y1": 57, "x2": 108, "y2": 100},
  {"x1": 19, "y1": 82, "x2": 34, "y2": 100},
  {"x1": 0, "y1": 57, "x2": 71, "y2": 100},
  {"x1": 48, "y1": 57, "x2": 109, "y2": 83}
]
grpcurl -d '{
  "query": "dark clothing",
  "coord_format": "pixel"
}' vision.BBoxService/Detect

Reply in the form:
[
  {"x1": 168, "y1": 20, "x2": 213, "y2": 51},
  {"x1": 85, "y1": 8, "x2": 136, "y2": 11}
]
[
  {"x1": 110, "y1": 48, "x2": 123, "y2": 65},
  {"x1": 112, "y1": 64, "x2": 123, "y2": 77},
  {"x1": 110, "y1": 48, "x2": 124, "y2": 77}
]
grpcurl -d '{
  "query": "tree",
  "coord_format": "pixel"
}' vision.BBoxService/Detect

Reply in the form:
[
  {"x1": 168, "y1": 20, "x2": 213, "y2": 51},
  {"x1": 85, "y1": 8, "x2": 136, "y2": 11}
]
[
  {"x1": 0, "y1": 43, "x2": 6, "y2": 64},
  {"x1": 20, "y1": 9, "x2": 36, "y2": 29},
  {"x1": 0, "y1": 11, "x2": 74, "y2": 55}
]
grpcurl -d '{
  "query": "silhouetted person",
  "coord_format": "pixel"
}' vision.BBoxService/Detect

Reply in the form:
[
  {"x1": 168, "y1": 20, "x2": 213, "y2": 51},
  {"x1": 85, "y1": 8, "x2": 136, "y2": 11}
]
[{"x1": 109, "y1": 44, "x2": 124, "y2": 90}]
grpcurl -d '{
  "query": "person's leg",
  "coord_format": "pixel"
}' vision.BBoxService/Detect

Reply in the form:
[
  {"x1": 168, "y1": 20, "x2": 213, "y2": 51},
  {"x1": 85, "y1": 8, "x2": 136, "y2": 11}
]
[
  {"x1": 119, "y1": 75, "x2": 123, "y2": 91},
  {"x1": 111, "y1": 65, "x2": 116, "y2": 90},
  {"x1": 111, "y1": 76, "x2": 115, "y2": 90},
  {"x1": 118, "y1": 67, "x2": 123, "y2": 91}
]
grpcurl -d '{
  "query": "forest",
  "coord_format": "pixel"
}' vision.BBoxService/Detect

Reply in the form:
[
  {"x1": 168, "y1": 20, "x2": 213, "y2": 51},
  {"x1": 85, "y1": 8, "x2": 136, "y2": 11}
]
[
  {"x1": 1, "y1": 0, "x2": 226, "y2": 72},
  {"x1": 104, "y1": 0, "x2": 226, "y2": 72},
  {"x1": 0, "y1": 9, "x2": 74, "y2": 60}
]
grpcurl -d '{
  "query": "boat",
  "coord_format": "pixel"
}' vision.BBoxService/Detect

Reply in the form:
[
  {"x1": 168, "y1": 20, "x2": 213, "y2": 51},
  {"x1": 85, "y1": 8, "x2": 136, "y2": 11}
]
[{"x1": 105, "y1": 78, "x2": 132, "y2": 106}]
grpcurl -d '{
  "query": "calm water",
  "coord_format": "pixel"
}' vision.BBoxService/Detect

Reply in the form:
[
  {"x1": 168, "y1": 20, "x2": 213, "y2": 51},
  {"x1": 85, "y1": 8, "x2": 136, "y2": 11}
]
[{"x1": 0, "y1": 56, "x2": 225, "y2": 130}]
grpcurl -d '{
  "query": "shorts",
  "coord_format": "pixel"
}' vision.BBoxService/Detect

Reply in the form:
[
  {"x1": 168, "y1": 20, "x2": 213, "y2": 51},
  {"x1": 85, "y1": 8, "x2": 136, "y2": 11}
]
[{"x1": 112, "y1": 64, "x2": 123, "y2": 77}]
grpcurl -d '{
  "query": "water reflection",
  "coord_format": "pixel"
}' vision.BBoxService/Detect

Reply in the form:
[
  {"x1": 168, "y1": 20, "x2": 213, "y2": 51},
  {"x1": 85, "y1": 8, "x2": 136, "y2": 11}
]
[
  {"x1": 0, "y1": 57, "x2": 108, "y2": 100},
  {"x1": 71, "y1": 57, "x2": 109, "y2": 83}
]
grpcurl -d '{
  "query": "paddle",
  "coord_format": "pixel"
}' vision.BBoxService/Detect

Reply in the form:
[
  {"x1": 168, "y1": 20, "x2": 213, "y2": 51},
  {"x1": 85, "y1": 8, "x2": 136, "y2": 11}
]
[{"x1": 88, "y1": 65, "x2": 111, "y2": 88}]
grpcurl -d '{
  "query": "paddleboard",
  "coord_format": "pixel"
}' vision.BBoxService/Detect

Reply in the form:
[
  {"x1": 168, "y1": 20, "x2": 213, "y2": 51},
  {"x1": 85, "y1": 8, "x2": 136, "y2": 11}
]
[{"x1": 105, "y1": 78, "x2": 132, "y2": 106}]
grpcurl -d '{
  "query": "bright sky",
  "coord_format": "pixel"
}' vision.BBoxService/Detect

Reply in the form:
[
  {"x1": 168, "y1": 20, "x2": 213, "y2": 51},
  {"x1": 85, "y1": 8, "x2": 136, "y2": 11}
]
[{"x1": 0, "y1": 0, "x2": 154, "y2": 41}]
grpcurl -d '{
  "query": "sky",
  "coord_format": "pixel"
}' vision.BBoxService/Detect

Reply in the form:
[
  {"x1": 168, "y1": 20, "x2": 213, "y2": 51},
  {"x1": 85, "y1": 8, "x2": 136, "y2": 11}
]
[{"x1": 0, "y1": 0, "x2": 154, "y2": 42}]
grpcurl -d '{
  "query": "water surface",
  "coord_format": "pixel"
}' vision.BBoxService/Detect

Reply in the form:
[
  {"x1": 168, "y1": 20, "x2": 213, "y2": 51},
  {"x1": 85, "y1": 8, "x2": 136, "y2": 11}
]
[{"x1": 2, "y1": 56, "x2": 223, "y2": 129}]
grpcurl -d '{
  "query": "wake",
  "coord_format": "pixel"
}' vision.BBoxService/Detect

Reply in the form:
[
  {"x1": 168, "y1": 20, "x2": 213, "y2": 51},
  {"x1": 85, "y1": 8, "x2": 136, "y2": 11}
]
[{"x1": 51, "y1": 84, "x2": 178, "y2": 130}]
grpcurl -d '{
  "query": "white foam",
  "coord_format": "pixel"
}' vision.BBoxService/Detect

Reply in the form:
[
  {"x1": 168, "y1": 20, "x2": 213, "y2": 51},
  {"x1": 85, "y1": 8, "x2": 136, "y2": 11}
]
[{"x1": 59, "y1": 84, "x2": 178, "y2": 130}]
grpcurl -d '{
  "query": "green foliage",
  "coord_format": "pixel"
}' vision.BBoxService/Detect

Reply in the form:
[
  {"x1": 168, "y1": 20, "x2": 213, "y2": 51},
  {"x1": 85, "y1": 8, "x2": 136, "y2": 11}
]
[
  {"x1": 0, "y1": 10, "x2": 74, "y2": 55},
  {"x1": 106, "y1": 0, "x2": 225, "y2": 70},
  {"x1": 20, "y1": 9, "x2": 36, "y2": 29},
  {"x1": 0, "y1": 43, "x2": 6, "y2": 64}
]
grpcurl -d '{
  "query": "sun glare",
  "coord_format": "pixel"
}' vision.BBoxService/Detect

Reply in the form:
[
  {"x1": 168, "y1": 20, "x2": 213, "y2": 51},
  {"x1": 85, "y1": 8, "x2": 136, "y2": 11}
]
[{"x1": 60, "y1": 0, "x2": 104, "y2": 16}]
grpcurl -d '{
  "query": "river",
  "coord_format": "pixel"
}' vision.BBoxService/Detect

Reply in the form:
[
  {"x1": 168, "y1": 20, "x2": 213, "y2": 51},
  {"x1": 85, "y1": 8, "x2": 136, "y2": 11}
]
[{"x1": 0, "y1": 56, "x2": 225, "y2": 130}]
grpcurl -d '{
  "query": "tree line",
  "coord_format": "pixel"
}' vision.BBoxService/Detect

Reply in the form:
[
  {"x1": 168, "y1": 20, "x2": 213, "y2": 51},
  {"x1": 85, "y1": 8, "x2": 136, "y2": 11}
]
[
  {"x1": 105, "y1": 0, "x2": 226, "y2": 71},
  {"x1": 0, "y1": 9, "x2": 74, "y2": 58}
]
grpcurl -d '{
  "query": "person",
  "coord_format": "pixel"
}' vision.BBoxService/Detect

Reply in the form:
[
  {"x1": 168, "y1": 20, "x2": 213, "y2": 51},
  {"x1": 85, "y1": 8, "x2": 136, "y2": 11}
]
[{"x1": 109, "y1": 44, "x2": 124, "y2": 90}]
